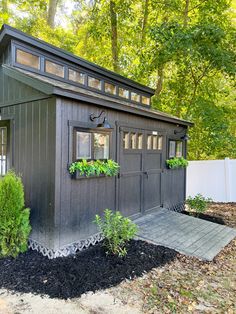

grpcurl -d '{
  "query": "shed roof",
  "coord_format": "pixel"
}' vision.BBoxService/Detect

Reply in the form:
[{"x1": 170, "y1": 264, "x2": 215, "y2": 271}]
[
  {"x1": 3, "y1": 65, "x2": 193, "y2": 127},
  {"x1": 0, "y1": 24, "x2": 154, "y2": 95}
]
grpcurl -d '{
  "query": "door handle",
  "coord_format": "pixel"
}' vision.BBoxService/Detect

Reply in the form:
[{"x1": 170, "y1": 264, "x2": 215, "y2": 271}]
[{"x1": 144, "y1": 171, "x2": 149, "y2": 179}]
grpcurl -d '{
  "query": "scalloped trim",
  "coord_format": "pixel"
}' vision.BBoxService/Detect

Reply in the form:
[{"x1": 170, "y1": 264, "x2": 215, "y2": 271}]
[{"x1": 28, "y1": 232, "x2": 104, "y2": 259}]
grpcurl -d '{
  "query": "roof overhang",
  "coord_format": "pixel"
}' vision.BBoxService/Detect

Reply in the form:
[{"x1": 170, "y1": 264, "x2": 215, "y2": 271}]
[{"x1": 2, "y1": 65, "x2": 193, "y2": 127}]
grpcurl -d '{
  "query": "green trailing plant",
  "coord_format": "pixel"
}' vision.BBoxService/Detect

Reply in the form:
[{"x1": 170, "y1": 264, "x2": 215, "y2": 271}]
[
  {"x1": 166, "y1": 157, "x2": 188, "y2": 169},
  {"x1": 186, "y1": 194, "x2": 212, "y2": 217},
  {"x1": 69, "y1": 159, "x2": 120, "y2": 177},
  {"x1": 94, "y1": 209, "x2": 138, "y2": 257},
  {"x1": 0, "y1": 171, "x2": 31, "y2": 258}
]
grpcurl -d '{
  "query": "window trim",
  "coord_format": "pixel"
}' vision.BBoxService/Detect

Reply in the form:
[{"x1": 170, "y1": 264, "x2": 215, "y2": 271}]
[
  {"x1": 168, "y1": 139, "x2": 184, "y2": 158},
  {"x1": 73, "y1": 127, "x2": 112, "y2": 162}
]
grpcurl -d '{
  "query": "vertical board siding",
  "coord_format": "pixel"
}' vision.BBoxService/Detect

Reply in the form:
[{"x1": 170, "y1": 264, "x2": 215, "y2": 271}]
[
  {"x1": 55, "y1": 97, "x2": 187, "y2": 248},
  {"x1": 1, "y1": 97, "x2": 56, "y2": 248}
]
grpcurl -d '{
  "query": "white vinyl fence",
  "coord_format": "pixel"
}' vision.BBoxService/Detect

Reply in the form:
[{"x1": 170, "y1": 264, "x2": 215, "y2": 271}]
[{"x1": 186, "y1": 158, "x2": 236, "y2": 202}]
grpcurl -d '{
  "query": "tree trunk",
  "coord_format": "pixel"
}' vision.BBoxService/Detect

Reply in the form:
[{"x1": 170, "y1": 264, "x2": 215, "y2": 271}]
[
  {"x1": 47, "y1": 0, "x2": 59, "y2": 28},
  {"x1": 155, "y1": 66, "x2": 164, "y2": 96},
  {"x1": 110, "y1": 1, "x2": 120, "y2": 72},
  {"x1": 183, "y1": 0, "x2": 190, "y2": 27},
  {"x1": 2, "y1": 0, "x2": 8, "y2": 13},
  {"x1": 141, "y1": 0, "x2": 149, "y2": 46}
]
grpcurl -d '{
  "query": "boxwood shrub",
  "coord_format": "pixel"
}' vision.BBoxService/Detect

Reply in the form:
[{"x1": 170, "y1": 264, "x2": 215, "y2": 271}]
[{"x1": 0, "y1": 171, "x2": 31, "y2": 258}]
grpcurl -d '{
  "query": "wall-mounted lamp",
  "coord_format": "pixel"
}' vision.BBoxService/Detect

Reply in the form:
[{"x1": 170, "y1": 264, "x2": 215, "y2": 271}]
[
  {"x1": 181, "y1": 134, "x2": 190, "y2": 141},
  {"x1": 174, "y1": 126, "x2": 190, "y2": 140},
  {"x1": 90, "y1": 110, "x2": 113, "y2": 129}
]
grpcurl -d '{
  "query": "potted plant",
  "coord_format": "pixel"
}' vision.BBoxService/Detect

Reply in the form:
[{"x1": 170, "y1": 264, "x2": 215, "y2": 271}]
[
  {"x1": 69, "y1": 159, "x2": 120, "y2": 179},
  {"x1": 166, "y1": 157, "x2": 188, "y2": 169}
]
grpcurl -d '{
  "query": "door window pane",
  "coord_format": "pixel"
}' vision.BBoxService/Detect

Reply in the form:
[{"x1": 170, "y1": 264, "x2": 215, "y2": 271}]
[
  {"x1": 16, "y1": 49, "x2": 40, "y2": 70},
  {"x1": 119, "y1": 87, "x2": 129, "y2": 99},
  {"x1": 131, "y1": 92, "x2": 140, "y2": 102},
  {"x1": 147, "y1": 135, "x2": 152, "y2": 150},
  {"x1": 69, "y1": 69, "x2": 85, "y2": 85},
  {"x1": 105, "y1": 82, "x2": 116, "y2": 95},
  {"x1": 45, "y1": 60, "x2": 64, "y2": 77},
  {"x1": 76, "y1": 132, "x2": 91, "y2": 159},
  {"x1": 138, "y1": 134, "x2": 143, "y2": 149},
  {"x1": 131, "y1": 133, "x2": 137, "y2": 149},
  {"x1": 94, "y1": 133, "x2": 109, "y2": 159},
  {"x1": 153, "y1": 135, "x2": 158, "y2": 149},
  {"x1": 158, "y1": 136, "x2": 163, "y2": 150},
  {"x1": 88, "y1": 76, "x2": 102, "y2": 90},
  {"x1": 0, "y1": 127, "x2": 7, "y2": 176},
  {"x1": 123, "y1": 132, "x2": 129, "y2": 149},
  {"x1": 169, "y1": 140, "x2": 176, "y2": 158},
  {"x1": 176, "y1": 141, "x2": 183, "y2": 157}
]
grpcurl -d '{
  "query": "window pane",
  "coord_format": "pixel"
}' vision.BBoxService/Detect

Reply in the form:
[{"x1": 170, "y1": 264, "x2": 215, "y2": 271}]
[
  {"x1": 16, "y1": 49, "x2": 40, "y2": 70},
  {"x1": 169, "y1": 141, "x2": 176, "y2": 158},
  {"x1": 131, "y1": 133, "x2": 137, "y2": 149},
  {"x1": 141, "y1": 96, "x2": 150, "y2": 106},
  {"x1": 158, "y1": 136, "x2": 163, "y2": 150},
  {"x1": 45, "y1": 60, "x2": 64, "y2": 77},
  {"x1": 69, "y1": 69, "x2": 85, "y2": 84},
  {"x1": 176, "y1": 141, "x2": 183, "y2": 157},
  {"x1": 88, "y1": 76, "x2": 102, "y2": 90},
  {"x1": 94, "y1": 133, "x2": 109, "y2": 159},
  {"x1": 76, "y1": 132, "x2": 91, "y2": 159},
  {"x1": 153, "y1": 135, "x2": 158, "y2": 150},
  {"x1": 119, "y1": 87, "x2": 129, "y2": 99},
  {"x1": 123, "y1": 132, "x2": 129, "y2": 149},
  {"x1": 0, "y1": 127, "x2": 7, "y2": 176},
  {"x1": 147, "y1": 135, "x2": 152, "y2": 150},
  {"x1": 131, "y1": 92, "x2": 140, "y2": 102},
  {"x1": 138, "y1": 134, "x2": 143, "y2": 149},
  {"x1": 105, "y1": 82, "x2": 116, "y2": 95}
]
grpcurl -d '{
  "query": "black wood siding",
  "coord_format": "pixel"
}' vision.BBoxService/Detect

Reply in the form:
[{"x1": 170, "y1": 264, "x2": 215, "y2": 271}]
[
  {"x1": 1, "y1": 97, "x2": 56, "y2": 249},
  {"x1": 55, "y1": 97, "x2": 187, "y2": 249}
]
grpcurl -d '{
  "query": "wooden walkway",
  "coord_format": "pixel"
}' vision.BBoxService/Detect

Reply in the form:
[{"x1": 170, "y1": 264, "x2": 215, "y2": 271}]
[{"x1": 135, "y1": 208, "x2": 236, "y2": 261}]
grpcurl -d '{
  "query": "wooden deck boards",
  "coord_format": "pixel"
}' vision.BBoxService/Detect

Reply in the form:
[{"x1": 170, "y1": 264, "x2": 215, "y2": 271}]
[{"x1": 135, "y1": 209, "x2": 236, "y2": 261}]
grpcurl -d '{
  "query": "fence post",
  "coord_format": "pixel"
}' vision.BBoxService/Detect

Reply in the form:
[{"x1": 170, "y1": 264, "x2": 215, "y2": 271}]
[{"x1": 224, "y1": 157, "x2": 231, "y2": 202}]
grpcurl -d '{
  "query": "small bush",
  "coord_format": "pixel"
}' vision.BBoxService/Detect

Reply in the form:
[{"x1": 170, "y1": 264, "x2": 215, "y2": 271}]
[
  {"x1": 0, "y1": 171, "x2": 31, "y2": 258},
  {"x1": 94, "y1": 209, "x2": 138, "y2": 257},
  {"x1": 186, "y1": 194, "x2": 212, "y2": 216},
  {"x1": 166, "y1": 157, "x2": 188, "y2": 169}
]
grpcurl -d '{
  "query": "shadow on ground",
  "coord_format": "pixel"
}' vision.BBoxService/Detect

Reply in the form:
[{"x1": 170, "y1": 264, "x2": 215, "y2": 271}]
[
  {"x1": 0, "y1": 240, "x2": 177, "y2": 299},
  {"x1": 182, "y1": 211, "x2": 225, "y2": 225}
]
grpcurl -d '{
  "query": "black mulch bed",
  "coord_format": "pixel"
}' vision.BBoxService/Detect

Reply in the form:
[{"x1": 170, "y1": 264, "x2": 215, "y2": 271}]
[
  {"x1": 0, "y1": 240, "x2": 177, "y2": 299},
  {"x1": 182, "y1": 211, "x2": 225, "y2": 225}
]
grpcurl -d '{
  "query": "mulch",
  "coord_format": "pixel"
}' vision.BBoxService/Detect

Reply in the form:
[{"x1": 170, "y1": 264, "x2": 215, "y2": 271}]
[
  {"x1": 181, "y1": 210, "x2": 226, "y2": 225},
  {"x1": 0, "y1": 240, "x2": 177, "y2": 299},
  {"x1": 182, "y1": 202, "x2": 236, "y2": 228}
]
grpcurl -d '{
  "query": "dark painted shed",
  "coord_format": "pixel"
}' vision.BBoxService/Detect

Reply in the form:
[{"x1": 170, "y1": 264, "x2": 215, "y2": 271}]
[{"x1": 0, "y1": 25, "x2": 192, "y2": 258}]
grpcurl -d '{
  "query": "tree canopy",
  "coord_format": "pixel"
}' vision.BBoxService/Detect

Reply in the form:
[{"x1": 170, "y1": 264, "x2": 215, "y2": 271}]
[{"x1": 1, "y1": 0, "x2": 235, "y2": 160}]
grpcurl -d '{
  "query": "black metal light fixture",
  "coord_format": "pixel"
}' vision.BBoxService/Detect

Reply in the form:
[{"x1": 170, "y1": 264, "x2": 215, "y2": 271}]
[
  {"x1": 174, "y1": 126, "x2": 190, "y2": 140},
  {"x1": 181, "y1": 134, "x2": 190, "y2": 141},
  {"x1": 90, "y1": 110, "x2": 113, "y2": 129}
]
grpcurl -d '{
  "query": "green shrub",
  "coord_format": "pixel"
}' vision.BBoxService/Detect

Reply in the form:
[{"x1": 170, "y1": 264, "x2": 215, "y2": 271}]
[
  {"x1": 69, "y1": 159, "x2": 120, "y2": 177},
  {"x1": 166, "y1": 157, "x2": 188, "y2": 169},
  {"x1": 0, "y1": 171, "x2": 31, "y2": 258},
  {"x1": 94, "y1": 209, "x2": 138, "y2": 257},
  {"x1": 186, "y1": 194, "x2": 212, "y2": 216}
]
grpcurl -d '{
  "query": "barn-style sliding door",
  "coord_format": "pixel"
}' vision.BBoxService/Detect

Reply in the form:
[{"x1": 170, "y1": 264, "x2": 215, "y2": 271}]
[{"x1": 118, "y1": 126, "x2": 164, "y2": 217}]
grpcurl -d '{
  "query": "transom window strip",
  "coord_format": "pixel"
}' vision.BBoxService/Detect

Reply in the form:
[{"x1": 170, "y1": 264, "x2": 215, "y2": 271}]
[
  {"x1": 15, "y1": 47, "x2": 151, "y2": 106},
  {"x1": 0, "y1": 127, "x2": 7, "y2": 176},
  {"x1": 123, "y1": 131, "x2": 162, "y2": 150}
]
